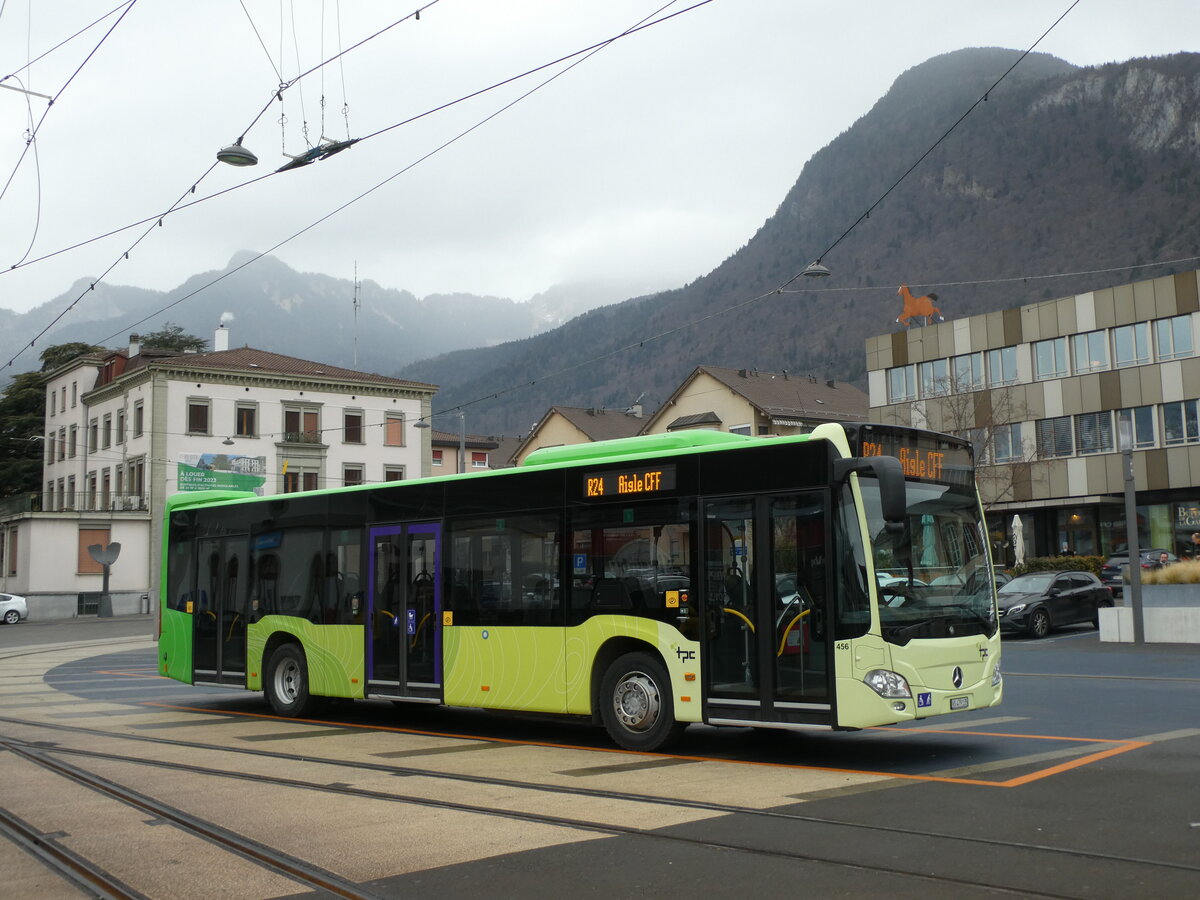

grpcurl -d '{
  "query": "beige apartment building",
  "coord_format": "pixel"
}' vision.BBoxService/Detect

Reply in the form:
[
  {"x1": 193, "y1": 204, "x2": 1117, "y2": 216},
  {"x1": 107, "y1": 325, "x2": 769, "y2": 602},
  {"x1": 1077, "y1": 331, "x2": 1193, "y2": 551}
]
[{"x1": 866, "y1": 270, "x2": 1200, "y2": 562}]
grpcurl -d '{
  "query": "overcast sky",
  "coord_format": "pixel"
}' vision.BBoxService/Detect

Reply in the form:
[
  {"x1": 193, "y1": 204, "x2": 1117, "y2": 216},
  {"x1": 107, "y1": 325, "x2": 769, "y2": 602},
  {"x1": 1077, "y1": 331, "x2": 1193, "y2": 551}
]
[{"x1": 1, "y1": 0, "x2": 1197, "y2": 329}]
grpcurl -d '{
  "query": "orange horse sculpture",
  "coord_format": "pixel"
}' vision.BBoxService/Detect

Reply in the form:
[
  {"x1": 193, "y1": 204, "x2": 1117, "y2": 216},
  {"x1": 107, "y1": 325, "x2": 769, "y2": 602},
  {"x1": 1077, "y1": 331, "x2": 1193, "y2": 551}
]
[{"x1": 896, "y1": 284, "x2": 943, "y2": 327}]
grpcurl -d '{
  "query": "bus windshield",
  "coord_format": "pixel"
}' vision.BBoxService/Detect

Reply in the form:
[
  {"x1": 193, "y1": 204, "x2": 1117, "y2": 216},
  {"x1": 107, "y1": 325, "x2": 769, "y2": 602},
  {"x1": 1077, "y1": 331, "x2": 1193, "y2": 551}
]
[{"x1": 858, "y1": 476, "x2": 998, "y2": 644}]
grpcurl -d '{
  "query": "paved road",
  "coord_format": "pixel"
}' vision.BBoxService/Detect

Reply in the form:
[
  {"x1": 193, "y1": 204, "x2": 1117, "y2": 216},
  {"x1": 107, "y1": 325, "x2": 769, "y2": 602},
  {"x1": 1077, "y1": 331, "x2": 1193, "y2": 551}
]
[{"x1": 1, "y1": 618, "x2": 1197, "y2": 898}]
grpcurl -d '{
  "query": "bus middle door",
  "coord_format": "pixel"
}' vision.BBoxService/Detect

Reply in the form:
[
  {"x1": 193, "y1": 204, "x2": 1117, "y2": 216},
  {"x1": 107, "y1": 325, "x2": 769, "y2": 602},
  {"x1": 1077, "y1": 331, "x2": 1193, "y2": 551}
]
[{"x1": 366, "y1": 523, "x2": 442, "y2": 701}]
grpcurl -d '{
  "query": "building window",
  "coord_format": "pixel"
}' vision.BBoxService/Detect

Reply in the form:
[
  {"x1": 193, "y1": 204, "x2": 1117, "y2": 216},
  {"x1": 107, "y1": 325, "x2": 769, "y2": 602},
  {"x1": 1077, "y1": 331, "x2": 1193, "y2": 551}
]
[
  {"x1": 48, "y1": 389, "x2": 55, "y2": 417},
  {"x1": 60, "y1": 387, "x2": 66, "y2": 412},
  {"x1": 46, "y1": 434, "x2": 54, "y2": 465},
  {"x1": 283, "y1": 470, "x2": 320, "y2": 493},
  {"x1": 384, "y1": 466, "x2": 405, "y2": 482},
  {"x1": 1036, "y1": 416, "x2": 1074, "y2": 458},
  {"x1": 71, "y1": 381, "x2": 77, "y2": 407},
  {"x1": 384, "y1": 414, "x2": 405, "y2": 447},
  {"x1": 77, "y1": 527, "x2": 111, "y2": 574},
  {"x1": 431, "y1": 449, "x2": 443, "y2": 467},
  {"x1": 88, "y1": 419, "x2": 98, "y2": 452},
  {"x1": 129, "y1": 459, "x2": 144, "y2": 501},
  {"x1": 993, "y1": 423, "x2": 1023, "y2": 462},
  {"x1": 283, "y1": 405, "x2": 320, "y2": 443},
  {"x1": 471, "y1": 451, "x2": 488, "y2": 469},
  {"x1": 187, "y1": 400, "x2": 210, "y2": 435},
  {"x1": 101, "y1": 469, "x2": 112, "y2": 509},
  {"x1": 116, "y1": 409, "x2": 125, "y2": 444},
  {"x1": 68, "y1": 425, "x2": 77, "y2": 459},
  {"x1": 1155, "y1": 314, "x2": 1194, "y2": 362},
  {"x1": 918, "y1": 358, "x2": 949, "y2": 397},
  {"x1": 987, "y1": 346, "x2": 1018, "y2": 387},
  {"x1": 236, "y1": 403, "x2": 257, "y2": 438},
  {"x1": 1162, "y1": 400, "x2": 1200, "y2": 446},
  {"x1": 1076, "y1": 411, "x2": 1113, "y2": 455},
  {"x1": 343, "y1": 410, "x2": 364, "y2": 444},
  {"x1": 1034, "y1": 337, "x2": 1069, "y2": 380},
  {"x1": 133, "y1": 401, "x2": 144, "y2": 437},
  {"x1": 66, "y1": 476, "x2": 76, "y2": 509},
  {"x1": 343, "y1": 465, "x2": 364, "y2": 486},
  {"x1": 6, "y1": 528, "x2": 16, "y2": 575},
  {"x1": 952, "y1": 352, "x2": 984, "y2": 392},
  {"x1": 1113, "y1": 322, "x2": 1150, "y2": 368},
  {"x1": 1117, "y1": 406, "x2": 1155, "y2": 449},
  {"x1": 102, "y1": 413, "x2": 112, "y2": 449},
  {"x1": 886, "y1": 365, "x2": 916, "y2": 403},
  {"x1": 46, "y1": 482, "x2": 54, "y2": 511},
  {"x1": 729, "y1": 424, "x2": 753, "y2": 436},
  {"x1": 1071, "y1": 330, "x2": 1109, "y2": 374}
]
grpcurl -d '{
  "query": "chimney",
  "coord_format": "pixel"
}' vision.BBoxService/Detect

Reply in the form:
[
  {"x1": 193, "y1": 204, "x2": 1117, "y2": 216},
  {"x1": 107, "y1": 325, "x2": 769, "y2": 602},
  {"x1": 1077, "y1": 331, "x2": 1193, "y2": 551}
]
[
  {"x1": 214, "y1": 323, "x2": 229, "y2": 352},
  {"x1": 128, "y1": 334, "x2": 140, "y2": 358}
]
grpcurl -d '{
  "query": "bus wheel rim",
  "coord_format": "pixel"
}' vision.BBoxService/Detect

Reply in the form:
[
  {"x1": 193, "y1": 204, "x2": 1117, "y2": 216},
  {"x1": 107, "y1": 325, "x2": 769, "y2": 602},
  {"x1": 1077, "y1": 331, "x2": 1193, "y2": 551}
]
[
  {"x1": 276, "y1": 659, "x2": 300, "y2": 702},
  {"x1": 613, "y1": 672, "x2": 660, "y2": 732}
]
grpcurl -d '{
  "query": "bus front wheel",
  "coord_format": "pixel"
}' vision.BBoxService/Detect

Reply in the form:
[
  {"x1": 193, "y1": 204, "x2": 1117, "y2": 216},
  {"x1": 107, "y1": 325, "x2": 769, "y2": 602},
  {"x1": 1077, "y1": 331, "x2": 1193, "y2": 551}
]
[
  {"x1": 265, "y1": 643, "x2": 316, "y2": 717},
  {"x1": 600, "y1": 651, "x2": 685, "y2": 752}
]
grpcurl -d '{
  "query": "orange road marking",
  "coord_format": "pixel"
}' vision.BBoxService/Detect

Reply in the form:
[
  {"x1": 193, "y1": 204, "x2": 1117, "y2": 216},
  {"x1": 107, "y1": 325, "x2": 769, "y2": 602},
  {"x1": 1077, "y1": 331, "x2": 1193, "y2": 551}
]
[{"x1": 139, "y1": 701, "x2": 1150, "y2": 787}]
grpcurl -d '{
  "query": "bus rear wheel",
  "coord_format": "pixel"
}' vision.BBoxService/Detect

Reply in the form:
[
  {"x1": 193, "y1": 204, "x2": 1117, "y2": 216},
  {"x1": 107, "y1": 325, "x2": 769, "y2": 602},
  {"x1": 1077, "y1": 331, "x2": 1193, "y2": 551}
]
[
  {"x1": 600, "y1": 651, "x2": 685, "y2": 752},
  {"x1": 265, "y1": 643, "x2": 316, "y2": 717}
]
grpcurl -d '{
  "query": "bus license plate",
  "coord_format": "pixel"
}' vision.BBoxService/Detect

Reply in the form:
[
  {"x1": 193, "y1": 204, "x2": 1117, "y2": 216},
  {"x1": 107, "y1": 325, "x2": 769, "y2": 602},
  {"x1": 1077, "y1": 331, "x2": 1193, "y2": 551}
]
[{"x1": 950, "y1": 696, "x2": 969, "y2": 710}]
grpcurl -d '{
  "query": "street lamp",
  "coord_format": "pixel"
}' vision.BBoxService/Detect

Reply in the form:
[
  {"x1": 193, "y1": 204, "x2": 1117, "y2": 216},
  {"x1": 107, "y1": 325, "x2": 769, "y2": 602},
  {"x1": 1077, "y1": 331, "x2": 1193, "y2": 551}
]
[
  {"x1": 1118, "y1": 419, "x2": 1144, "y2": 643},
  {"x1": 413, "y1": 411, "x2": 466, "y2": 474}
]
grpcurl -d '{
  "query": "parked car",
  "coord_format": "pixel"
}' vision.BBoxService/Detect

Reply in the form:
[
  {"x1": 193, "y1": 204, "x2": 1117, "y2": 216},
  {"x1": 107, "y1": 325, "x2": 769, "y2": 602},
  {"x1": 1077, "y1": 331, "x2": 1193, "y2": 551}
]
[
  {"x1": 1101, "y1": 549, "x2": 1180, "y2": 597},
  {"x1": 0, "y1": 592, "x2": 28, "y2": 625},
  {"x1": 996, "y1": 571, "x2": 1113, "y2": 638}
]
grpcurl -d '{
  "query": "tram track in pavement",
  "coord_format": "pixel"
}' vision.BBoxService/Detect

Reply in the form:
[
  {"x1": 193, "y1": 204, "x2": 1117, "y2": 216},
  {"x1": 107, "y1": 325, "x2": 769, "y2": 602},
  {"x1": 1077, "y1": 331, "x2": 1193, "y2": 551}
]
[{"x1": 2, "y1": 714, "x2": 1197, "y2": 899}]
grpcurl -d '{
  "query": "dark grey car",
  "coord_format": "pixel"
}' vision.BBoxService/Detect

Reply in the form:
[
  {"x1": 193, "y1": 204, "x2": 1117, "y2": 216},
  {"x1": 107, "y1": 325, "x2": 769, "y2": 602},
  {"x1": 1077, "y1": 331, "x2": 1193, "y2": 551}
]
[{"x1": 997, "y1": 571, "x2": 1114, "y2": 638}]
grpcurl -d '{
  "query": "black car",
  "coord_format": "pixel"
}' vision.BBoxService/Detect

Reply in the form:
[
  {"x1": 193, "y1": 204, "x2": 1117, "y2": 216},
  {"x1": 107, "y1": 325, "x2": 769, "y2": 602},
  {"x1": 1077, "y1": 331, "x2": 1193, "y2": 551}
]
[
  {"x1": 1101, "y1": 549, "x2": 1179, "y2": 597},
  {"x1": 996, "y1": 570, "x2": 1114, "y2": 638}
]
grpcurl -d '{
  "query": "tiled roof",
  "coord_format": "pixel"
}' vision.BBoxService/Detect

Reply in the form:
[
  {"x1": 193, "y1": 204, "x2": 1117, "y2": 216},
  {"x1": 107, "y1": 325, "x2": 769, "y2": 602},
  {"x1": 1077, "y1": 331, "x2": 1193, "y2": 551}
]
[
  {"x1": 698, "y1": 366, "x2": 868, "y2": 422},
  {"x1": 552, "y1": 406, "x2": 646, "y2": 441},
  {"x1": 133, "y1": 346, "x2": 435, "y2": 391}
]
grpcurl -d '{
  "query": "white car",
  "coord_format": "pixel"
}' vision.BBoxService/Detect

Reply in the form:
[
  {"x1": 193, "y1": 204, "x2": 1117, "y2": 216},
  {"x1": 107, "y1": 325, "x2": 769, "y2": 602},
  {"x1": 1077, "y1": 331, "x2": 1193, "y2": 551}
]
[{"x1": 0, "y1": 592, "x2": 28, "y2": 625}]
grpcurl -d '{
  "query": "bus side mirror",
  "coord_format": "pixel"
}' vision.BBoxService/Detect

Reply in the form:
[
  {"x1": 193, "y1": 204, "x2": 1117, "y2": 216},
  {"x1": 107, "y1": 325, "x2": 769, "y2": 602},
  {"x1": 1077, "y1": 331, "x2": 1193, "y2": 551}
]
[{"x1": 833, "y1": 455, "x2": 906, "y2": 534}]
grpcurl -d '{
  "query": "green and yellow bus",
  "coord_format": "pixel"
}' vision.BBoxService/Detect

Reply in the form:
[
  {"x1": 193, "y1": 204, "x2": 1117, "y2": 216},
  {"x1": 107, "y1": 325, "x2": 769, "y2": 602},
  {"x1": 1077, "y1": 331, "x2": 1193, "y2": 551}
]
[{"x1": 159, "y1": 422, "x2": 1002, "y2": 751}]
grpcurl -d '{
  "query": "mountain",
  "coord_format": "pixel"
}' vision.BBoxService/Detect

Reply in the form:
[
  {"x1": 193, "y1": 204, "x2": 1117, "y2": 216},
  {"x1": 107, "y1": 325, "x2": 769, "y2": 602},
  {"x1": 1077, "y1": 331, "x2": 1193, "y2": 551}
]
[
  {"x1": 0, "y1": 253, "x2": 626, "y2": 381},
  {"x1": 400, "y1": 48, "x2": 1200, "y2": 433}
]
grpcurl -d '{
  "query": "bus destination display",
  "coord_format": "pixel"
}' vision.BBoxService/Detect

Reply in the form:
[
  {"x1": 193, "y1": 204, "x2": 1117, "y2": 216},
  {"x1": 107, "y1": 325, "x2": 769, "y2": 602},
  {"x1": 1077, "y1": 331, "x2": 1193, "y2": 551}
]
[
  {"x1": 859, "y1": 426, "x2": 972, "y2": 485},
  {"x1": 583, "y1": 464, "x2": 676, "y2": 499}
]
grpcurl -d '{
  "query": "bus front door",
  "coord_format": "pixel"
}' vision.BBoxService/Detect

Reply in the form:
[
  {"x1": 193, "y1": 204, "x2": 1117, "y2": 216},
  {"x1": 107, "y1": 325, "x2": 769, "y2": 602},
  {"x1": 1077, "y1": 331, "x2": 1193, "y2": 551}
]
[
  {"x1": 702, "y1": 492, "x2": 832, "y2": 727},
  {"x1": 192, "y1": 536, "x2": 249, "y2": 685},
  {"x1": 366, "y1": 523, "x2": 442, "y2": 701}
]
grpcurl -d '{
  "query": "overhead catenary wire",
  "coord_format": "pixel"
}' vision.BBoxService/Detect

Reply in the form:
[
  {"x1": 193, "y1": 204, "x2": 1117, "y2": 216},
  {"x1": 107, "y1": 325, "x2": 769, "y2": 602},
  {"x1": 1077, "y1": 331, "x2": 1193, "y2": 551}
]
[
  {"x1": 2, "y1": 1, "x2": 445, "y2": 371},
  {"x1": 0, "y1": 0, "x2": 138, "y2": 211},
  {"x1": 778, "y1": 0, "x2": 1084, "y2": 291},
  {"x1": 3, "y1": 0, "x2": 707, "y2": 286},
  {"x1": 22, "y1": 2, "x2": 712, "y2": 362}
]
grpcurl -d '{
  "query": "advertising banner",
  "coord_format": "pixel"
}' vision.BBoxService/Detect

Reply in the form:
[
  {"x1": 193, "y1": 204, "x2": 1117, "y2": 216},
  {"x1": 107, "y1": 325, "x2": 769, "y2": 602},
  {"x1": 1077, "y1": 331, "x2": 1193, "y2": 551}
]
[{"x1": 177, "y1": 452, "x2": 267, "y2": 495}]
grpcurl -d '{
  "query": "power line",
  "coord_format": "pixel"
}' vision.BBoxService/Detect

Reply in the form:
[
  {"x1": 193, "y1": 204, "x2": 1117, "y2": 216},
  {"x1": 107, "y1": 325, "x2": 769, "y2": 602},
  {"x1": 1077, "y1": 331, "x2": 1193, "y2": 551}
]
[
  {"x1": 778, "y1": 0, "x2": 1084, "y2": 290},
  {"x1": 3, "y1": 2, "x2": 706, "y2": 373},
  {"x1": 77, "y1": 3, "x2": 713, "y2": 348},
  {"x1": 0, "y1": 0, "x2": 138, "y2": 210}
]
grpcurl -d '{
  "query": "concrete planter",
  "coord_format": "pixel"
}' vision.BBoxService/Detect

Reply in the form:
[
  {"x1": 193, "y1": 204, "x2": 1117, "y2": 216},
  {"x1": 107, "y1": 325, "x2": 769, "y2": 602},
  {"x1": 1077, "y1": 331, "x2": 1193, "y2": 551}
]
[
  {"x1": 1140, "y1": 584, "x2": 1200, "y2": 607},
  {"x1": 1100, "y1": 585, "x2": 1200, "y2": 643}
]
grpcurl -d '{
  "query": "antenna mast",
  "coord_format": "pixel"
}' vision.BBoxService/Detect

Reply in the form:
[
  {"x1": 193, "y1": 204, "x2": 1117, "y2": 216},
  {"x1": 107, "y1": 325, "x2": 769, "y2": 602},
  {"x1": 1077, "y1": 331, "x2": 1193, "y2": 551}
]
[{"x1": 352, "y1": 262, "x2": 361, "y2": 368}]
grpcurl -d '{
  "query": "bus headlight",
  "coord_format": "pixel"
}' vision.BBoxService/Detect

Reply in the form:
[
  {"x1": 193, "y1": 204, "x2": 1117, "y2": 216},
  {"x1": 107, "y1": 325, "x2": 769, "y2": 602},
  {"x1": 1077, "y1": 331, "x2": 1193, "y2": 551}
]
[
  {"x1": 992, "y1": 662, "x2": 1002, "y2": 686},
  {"x1": 864, "y1": 669, "x2": 912, "y2": 699}
]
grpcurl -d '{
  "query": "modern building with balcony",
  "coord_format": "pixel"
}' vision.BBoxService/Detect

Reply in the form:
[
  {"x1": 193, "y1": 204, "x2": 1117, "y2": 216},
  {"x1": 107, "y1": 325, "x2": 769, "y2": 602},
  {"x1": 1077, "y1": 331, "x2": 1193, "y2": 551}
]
[
  {"x1": 866, "y1": 269, "x2": 1200, "y2": 563},
  {"x1": 1, "y1": 327, "x2": 436, "y2": 618}
]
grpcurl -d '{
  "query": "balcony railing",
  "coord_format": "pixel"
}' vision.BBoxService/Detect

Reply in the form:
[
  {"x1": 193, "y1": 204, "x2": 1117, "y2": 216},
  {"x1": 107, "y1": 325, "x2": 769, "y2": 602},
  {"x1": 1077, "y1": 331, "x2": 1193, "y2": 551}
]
[
  {"x1": 281, "y1": 431, "x2": 323, "y2": 445},
  {"x1": 30, "y1": 492, "x2": 150, "y2": 514}
]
